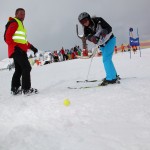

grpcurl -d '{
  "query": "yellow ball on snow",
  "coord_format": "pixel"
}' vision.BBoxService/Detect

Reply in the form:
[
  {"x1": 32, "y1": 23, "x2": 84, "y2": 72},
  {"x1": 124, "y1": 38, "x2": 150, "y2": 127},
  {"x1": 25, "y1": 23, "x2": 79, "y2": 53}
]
[{"x1": 64, "y1": 99, "x2": 71, "y2": 106}]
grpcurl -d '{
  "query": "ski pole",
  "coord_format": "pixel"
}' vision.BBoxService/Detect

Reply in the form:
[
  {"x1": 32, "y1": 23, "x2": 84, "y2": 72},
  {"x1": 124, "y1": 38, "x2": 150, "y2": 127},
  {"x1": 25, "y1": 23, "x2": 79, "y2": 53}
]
[
  {"x1": 129, "y1": 29, "x2": 132, "y2": 59},
  {"x1": 86, "y1": 45, "x2": 98, "y2": 81},
  {"x1": 137, "y1": 28, "x2": 141, "y2": 57},
  {"x1": 86, "y1": 56, "x2": 94, "y2": 81}
]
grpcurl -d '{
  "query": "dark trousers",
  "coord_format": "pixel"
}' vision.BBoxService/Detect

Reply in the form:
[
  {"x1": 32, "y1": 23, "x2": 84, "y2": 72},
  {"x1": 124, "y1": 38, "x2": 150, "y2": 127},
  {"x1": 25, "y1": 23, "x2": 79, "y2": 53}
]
[{"x1": 11, "y1": 47, "x2": 31, "y2": 90}]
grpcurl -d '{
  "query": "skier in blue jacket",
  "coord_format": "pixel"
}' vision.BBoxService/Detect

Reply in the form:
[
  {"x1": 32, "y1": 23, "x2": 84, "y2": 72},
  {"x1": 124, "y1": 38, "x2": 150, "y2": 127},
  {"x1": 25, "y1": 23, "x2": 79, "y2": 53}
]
[{"x1": 78, "y1": 12, "x2": 118, "y2": 86}]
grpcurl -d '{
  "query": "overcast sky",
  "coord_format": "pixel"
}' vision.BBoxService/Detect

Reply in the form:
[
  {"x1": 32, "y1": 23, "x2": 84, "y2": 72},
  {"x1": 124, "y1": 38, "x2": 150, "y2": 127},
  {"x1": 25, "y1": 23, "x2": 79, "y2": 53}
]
[{"x1": 0, "y1": 0, "x2": 150, "y2": 60}]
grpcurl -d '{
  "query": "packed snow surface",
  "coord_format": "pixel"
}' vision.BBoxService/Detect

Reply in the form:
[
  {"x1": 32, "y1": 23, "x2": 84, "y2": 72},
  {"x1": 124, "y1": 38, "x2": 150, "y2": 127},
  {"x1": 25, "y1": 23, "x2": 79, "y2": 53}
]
[{"x1": 0, "y1": 48, "x2": 150, "y2": 150}]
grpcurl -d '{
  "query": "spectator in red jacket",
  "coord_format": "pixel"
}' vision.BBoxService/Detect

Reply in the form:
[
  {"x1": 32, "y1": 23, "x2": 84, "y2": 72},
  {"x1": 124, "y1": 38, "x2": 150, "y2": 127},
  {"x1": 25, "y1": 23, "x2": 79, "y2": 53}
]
[
  {"x1": 4, "y1": 8, "x2": 38, "y2": 95},
  {"x1": 60, "y1": 47, "x2": 66, "y2": 61}
]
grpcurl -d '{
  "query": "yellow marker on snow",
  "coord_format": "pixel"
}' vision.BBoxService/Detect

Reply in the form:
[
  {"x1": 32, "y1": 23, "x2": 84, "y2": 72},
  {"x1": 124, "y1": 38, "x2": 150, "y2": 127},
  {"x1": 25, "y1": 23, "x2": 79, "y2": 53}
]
[{"x1": 63, "y1": 99, "x2": 71, "y2": 106}]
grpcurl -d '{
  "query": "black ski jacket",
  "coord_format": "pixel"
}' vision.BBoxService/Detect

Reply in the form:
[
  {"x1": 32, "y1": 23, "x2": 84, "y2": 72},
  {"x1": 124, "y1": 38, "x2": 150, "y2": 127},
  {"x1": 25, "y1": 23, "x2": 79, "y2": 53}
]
[{"x1": 84, "y1": 17, "x2": 113, "y2": 39}]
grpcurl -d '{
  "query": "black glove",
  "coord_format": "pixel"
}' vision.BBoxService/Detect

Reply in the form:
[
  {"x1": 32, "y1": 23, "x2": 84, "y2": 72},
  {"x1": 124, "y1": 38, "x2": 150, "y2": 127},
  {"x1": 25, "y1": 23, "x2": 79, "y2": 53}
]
[
  {"x1": 87, "y1": 34, "x2": 99, "y2": 44},
  {"x1": 90, "y1": 36, "x2": 99, "y2": 44},
  {"x1": 30, "y1": 45, "x2": 38, "y2": 55},
  {"x1": 100, "y1": 29, "x2": 108, "y2": 38}
]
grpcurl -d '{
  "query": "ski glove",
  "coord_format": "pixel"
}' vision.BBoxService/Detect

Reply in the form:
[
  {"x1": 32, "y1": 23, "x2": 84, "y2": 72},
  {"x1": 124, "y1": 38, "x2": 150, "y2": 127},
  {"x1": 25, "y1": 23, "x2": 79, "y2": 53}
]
[
  {"x1": 88, "y1": 36, "x2": 99, "y2": 44},
  {"x1": 30, "y1": 45, "x2": 38, "y2": 55},
  {"x1": 99, "y1": 29, "x2": 108, "y2": 38}
]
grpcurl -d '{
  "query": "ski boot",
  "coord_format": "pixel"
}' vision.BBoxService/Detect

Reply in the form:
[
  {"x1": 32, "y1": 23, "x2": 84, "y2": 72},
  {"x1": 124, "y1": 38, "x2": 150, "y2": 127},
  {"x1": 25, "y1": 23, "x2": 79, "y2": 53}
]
[
  {"x1": 23, "y1": 88, "x2": 39, "y2": 96},
  {"x1": 11, "y1": 87, "x2": 22, "y2": 95}
]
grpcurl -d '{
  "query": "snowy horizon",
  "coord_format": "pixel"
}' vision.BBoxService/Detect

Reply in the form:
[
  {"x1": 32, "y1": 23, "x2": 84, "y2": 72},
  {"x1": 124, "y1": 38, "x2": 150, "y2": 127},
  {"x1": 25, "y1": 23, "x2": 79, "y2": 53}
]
[{"x1": 0, "y1": 48, "x2": 150, "y2": 150}]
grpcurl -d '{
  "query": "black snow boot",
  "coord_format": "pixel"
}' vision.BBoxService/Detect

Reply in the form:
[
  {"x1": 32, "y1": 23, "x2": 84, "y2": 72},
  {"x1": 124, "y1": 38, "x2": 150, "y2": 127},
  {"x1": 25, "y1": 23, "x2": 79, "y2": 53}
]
[{"x1": 11, "y1": 86, "x2": 22, "y2": 95}]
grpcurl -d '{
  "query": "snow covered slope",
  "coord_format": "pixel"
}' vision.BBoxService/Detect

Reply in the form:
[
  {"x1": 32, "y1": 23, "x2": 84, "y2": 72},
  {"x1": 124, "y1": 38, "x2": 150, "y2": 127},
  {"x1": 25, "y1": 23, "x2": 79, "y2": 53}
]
[{"x1": 0, "y1": 49, "x2": 150, "y2": 150}]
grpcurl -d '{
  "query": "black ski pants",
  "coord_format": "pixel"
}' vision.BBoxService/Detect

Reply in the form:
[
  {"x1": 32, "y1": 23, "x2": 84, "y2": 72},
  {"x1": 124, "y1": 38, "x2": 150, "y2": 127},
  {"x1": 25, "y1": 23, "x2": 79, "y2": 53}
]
[{"x1": 11, "y1": 47, "x2": 32, "y2": 90}]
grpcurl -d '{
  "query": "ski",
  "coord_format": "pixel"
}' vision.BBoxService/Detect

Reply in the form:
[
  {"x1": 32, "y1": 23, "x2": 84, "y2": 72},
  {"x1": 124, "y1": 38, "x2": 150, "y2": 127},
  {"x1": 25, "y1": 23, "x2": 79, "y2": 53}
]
[
  {"x1": 76, "y1": 79, "x2": 99, "y2": 83},
  {"x1": 76, "y1": 76, "x2": 135, "y2": 83},
  {"x1": 69, "y1": 77, "x2": 136, "y2": 89},
  {"x1": 68, "y1": 85, "x2": 101, "y2": 89},
  {"x1": 69, "y1": 80, "x2": 120, "y2": 89},
  {"x1": 68, "y1": 82, "x2": 120, "y2": 89}
]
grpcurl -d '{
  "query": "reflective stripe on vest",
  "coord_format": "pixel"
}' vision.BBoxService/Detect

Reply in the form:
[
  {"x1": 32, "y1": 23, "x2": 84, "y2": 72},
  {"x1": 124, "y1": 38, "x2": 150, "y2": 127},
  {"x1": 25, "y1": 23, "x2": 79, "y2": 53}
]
[{"x1": 12, "y1": 18, "x2": 27, "y2": 44}]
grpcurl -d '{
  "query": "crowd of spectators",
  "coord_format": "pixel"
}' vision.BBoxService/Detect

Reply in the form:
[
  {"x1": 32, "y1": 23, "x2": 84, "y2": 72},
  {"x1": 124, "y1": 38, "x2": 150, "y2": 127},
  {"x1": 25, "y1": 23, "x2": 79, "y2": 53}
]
[{"x1": 28, "y1": 45, "x2": 89, "y2": 66}]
